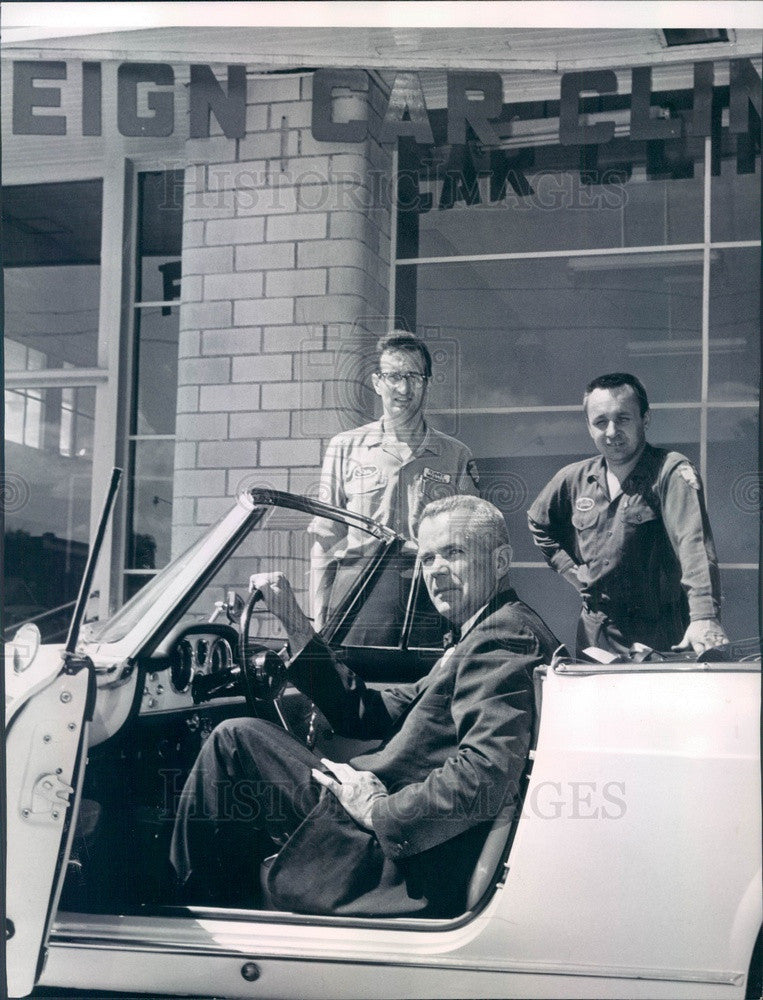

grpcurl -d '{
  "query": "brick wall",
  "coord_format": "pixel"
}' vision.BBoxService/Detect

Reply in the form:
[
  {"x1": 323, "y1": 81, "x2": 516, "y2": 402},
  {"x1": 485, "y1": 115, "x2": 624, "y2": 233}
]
[{"x1": 173, "y1": 71, "x2": 393, "y2": 555}]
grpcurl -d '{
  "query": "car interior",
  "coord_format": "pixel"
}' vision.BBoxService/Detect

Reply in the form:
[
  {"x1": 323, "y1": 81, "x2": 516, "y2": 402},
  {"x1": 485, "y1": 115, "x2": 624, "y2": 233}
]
[{"x1": 57, "y1": 501, "x2": 546, "y2": 923}]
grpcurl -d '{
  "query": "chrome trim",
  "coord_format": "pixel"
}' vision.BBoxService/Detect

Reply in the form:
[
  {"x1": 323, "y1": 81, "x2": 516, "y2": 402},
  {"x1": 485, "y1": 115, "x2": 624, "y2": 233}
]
[
  {"x1": 47, "y1": 932, "x2": 745, "y2": 985},
  {"x1": 554, "y1": 662, "x2": 761, "y2": 675}
]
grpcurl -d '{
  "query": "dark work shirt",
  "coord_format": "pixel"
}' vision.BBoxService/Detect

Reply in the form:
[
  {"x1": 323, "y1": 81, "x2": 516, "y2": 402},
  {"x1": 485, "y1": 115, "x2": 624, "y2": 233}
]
[{"x1": 527, "y1": 444, "x2": 721, "y2": 626}]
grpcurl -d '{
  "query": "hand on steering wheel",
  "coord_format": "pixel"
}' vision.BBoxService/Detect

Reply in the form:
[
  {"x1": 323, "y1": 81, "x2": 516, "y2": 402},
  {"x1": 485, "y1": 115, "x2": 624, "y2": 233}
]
[{"x1": 248, "y1": 572, "x2": 315, "y2": 655}]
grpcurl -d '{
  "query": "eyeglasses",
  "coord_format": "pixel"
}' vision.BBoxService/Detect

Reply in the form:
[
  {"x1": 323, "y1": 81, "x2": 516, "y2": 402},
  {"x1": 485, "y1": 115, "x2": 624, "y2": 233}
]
[{"x1": 375, "y1": 371, "x2": 429, "y2": 387}]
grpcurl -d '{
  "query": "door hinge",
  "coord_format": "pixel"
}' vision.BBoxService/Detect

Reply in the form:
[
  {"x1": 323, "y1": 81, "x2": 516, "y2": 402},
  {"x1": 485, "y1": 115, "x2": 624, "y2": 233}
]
[{"x1": 21, "y1": 772, "x2": 73, "y2": 824}]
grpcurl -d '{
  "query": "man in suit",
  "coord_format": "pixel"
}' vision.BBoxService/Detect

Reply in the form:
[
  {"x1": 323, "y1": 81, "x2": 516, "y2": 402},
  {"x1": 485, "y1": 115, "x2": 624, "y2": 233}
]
[{"x1": 170, "y1": 495, "x2": 559, "y2": 917}]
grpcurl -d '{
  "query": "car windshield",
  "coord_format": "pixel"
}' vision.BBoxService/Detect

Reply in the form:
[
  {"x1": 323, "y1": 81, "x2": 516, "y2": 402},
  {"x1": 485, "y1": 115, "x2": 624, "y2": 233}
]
[{"x1": 84, "y1": 495, "x2": 391, "y2": 647}]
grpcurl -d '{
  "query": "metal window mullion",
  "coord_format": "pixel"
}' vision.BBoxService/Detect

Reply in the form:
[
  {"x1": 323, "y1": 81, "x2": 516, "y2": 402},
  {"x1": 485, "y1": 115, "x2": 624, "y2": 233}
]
[
  {"x1": 4, "y1": 368, "x2": 108, "y2": 389},
  {"x1": 426, "y1": 401, "x2": 759, "y2": 417},
  {"x1": 388, "y1": 145, "x2": 398, "y2": 329},
  {"x1": 397, "y1": 240, "x2": 759, "y2": 269},
  {"x1": 700, "y1": 136, "x2": 712, "y2": 484},
  {"x1": 128, "y1": 434, "x2": 176, "y2": 441},
  {"x1": 398, "y1": 243, "x2": 708, "y2": 267},
  {"x1": 89, "y1": 160, "x2": 130, "y2": 620},
  {"x1": 117, "y1": 163, "x2": 142, "y2": 601},
  {"x1": 134, "y1": 301, "x2": 181, "y2": 310}
]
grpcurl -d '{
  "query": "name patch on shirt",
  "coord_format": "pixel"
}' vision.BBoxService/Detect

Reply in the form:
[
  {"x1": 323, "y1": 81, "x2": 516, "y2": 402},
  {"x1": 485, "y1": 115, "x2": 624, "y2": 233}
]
[
  {"x1": 575, "y1": 496, "x2": 595, "y2": 512},
  {"x1": 423, "y1": 467, "x2": 452, "y2": 484},
  {"x1": 351, "y1": 465, "x2": 379, "y2": 480}
]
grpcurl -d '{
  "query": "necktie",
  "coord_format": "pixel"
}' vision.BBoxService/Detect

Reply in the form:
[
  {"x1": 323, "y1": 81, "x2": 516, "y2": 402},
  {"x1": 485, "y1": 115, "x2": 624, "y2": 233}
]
[{"x1": 442, "y1": 625, "x2": 461, "y2": 650}]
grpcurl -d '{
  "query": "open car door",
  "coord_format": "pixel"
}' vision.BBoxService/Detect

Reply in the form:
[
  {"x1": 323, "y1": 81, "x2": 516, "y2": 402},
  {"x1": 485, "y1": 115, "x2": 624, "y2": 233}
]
[{"x1": 5, "y1": 470, "x2": 121, "y2": 999}]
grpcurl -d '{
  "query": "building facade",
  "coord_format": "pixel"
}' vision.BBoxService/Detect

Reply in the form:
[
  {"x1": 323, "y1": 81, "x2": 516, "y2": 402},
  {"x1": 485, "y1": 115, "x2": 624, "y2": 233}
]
[{"x1": 2, "y1": 26, "x2": 761, "y2": 651}]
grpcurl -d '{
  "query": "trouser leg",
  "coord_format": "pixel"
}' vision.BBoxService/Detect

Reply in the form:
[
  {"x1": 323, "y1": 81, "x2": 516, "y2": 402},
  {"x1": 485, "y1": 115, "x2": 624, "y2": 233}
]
[
  {"x1": 577, "y1": 606, "x2": 687, "y2": 658},
  {"x1": 170, "y1": 716, "x2": 323, "y2": 903},
  {"x1": 576, "y1": 607, "x2": 630, "y2": 658}
]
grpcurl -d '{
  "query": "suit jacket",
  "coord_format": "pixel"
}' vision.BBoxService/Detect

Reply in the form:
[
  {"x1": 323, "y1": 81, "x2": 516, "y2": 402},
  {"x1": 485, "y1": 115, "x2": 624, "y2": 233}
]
[{"x1": 267, "y1": 588, "x2": 559, "y2": 917}]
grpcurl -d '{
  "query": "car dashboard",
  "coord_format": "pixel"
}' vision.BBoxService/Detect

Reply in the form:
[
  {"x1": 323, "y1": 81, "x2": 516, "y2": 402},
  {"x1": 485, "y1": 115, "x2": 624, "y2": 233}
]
[{"x1": 141, "y1": 623, "x2": 242, "y2": 715}]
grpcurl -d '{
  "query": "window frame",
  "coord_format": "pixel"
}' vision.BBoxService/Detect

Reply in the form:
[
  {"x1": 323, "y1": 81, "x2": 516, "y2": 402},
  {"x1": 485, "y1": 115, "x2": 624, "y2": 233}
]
[{"x1": 122, "y1": 167, "x2": 184, "y2": 600}]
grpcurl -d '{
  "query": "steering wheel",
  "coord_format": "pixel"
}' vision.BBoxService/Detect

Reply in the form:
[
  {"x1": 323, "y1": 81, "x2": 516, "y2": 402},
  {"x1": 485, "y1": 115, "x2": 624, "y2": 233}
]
[{"x1": 238, "y1": 587, "x2": 288, "y2": 711}]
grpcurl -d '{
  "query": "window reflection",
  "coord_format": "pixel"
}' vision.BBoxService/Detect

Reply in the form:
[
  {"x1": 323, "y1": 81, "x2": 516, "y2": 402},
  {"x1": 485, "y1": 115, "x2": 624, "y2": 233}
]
[
  {"x1": 3, "y1": 386, "x2": 95, "y2": 641},
  {"x1": 124, "y1": 170, "x2": 184, "y2": 594},
  {"x1": 132, "y1": 306, "x2": 180, "y2": 436},
  {"x1": 400, "y1": 255, "x2": 703, "y2": 409},
  {"x1": 396, "y1": 94, "x2": 760, "y2": 640},
  {"x1": 3, "y1": 180, "x2": 102, "y2": 370},
  {"x1": 126, "y1": 439, "x2": 176, "y2": 570},
  {"x1": 709, "y1": 248, "x2": 760, "y2": 403}
]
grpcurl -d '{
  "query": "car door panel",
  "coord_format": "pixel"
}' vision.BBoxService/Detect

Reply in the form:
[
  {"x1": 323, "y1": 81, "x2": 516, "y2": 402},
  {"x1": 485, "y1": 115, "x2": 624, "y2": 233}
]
[{"x1": 6, "y1": 657, "x2": 94, "y2": 998}]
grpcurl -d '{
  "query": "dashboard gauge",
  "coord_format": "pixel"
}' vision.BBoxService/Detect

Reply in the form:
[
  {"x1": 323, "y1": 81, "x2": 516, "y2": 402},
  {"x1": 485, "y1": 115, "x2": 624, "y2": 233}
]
[
  {"x1": 209, "y1": 637, "x2": 233, "y2": 673},
  {"x1": 195, "y1": 638, "x2": 209, "y2": 667},
  {"x1": 170, "y1": 638, "x2": 194, "y2": 693}
]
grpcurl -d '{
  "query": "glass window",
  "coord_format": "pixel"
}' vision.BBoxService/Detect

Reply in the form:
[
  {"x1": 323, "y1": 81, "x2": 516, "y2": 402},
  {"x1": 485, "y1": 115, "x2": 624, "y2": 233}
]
[
  {"x1": 133, "y1": 306, "x2": 180, "y2": 436},
  {"x1": 709, "y1": 248, "x2": 760, "y2": 403},
  {"x1": 3, "y1": 178, "x2": 103, "y2": 641},
  {"x1": 4, "y1": 386, "x2": 96, "y2": 640},
  {"x1": 124, "y1": 171, "x2": 183, "y2": 594},
  {"x1": 126, "y1": 439, "x2": 177, "y2": 571},
  {"x1": 398, "y1": 97, "x2": 706, "y2": 261},
  {"x1": 706, "y1": 406, "x2": 759, "y2": 565},
  {"x1": 406, "y1": 164, "x2": 704, "y2": 259},
  {"x1": 717, "y1": 570, "x2": 760, "y2": 644},
  {"x1": 3, "y1": 180, "x2": 102, "y2": 370},
  {"x1": 711, "y1": 152, "x2": 761, "y2": 243},
  {"x1": 398, "y1": 255, "x2": 704, "y2": 409},
  {"x1": 395, "y1": 87, "x2": 760, "y2": 651}
]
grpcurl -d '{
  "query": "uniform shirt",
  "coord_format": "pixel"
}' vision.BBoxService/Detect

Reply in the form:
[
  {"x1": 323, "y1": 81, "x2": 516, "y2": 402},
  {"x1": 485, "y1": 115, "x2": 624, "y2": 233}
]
[
  {"x1": 312, "y1": 419, "x2": 479, "y2": 556},
  {"x1": 527, "y1": 443, "x2": 721, "y2": 625}
]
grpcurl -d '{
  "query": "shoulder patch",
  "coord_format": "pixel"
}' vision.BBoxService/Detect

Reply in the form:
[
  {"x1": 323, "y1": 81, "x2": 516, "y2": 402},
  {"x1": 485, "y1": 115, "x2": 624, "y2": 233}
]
[
  {"x1": 575, "y1": 496, "x2": 595, "y2": 512},
  {"x1": 466, "y1": 459, "x2": 480, "y2": 486},
  {"x1": 677, "y1": 463, "x2": 700, "y2": 490}
]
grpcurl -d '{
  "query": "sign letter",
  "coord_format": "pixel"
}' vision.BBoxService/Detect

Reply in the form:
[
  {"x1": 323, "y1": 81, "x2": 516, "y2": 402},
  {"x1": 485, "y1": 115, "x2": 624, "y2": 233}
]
[
  {"x1": 13, "y1": 61, "x2": 67, "y2": 135},
  {"x1": 189, "y1": 64, "x2": 246, "y2": 139},
  {"x1": 687, "y1": 62, "x2": 713, "y2": 138},
  {"x1": 117, "y1": 63, "x2": 175, "y2": 137},
  {"x1": 729, "y1": 58, "x2": 762, "y2": 133},
  {"x1": 447, "y1": 72, "x2": 502, "y2": 145},
  {"x1": 631, "y1": 67, "x2": 682, "y2": 140},
  {"x1": 82, "y1": 62, "x2": 102, "y2": 136},
  {"x1": 311, "y1": 69, "x2": 368, "y2": 143},
  {"x1": 559, "y1": 71, "x2": 617, "y2": 145},
  {"x1": 380, "y1": 73, "x2": 434, "y2": 145}
]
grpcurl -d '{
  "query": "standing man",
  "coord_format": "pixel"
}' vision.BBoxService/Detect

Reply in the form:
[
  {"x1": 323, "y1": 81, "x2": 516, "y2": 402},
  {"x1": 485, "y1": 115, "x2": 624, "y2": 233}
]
[
  {"x1": 170, "y1": 496, "x2": 559, "y2": 916},
  {"x1": 527, "y1": 372, "x2": 727, "y2": 657},
  {"x1": 310, "y1": 332, "x2": 479, "y2": 634}
]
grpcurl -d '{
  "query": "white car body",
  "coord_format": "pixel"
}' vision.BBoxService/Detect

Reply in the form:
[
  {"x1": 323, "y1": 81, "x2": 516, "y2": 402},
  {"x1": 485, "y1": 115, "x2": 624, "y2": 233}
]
[{"x1": 5, "y1": 491, "x2": 762, "y2": 999}]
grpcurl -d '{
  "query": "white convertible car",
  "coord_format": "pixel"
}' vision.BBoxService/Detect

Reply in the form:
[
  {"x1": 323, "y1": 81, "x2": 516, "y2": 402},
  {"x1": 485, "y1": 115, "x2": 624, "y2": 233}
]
[{"x1": 5, "y1": 484, "x2": 762, "y2": 999}]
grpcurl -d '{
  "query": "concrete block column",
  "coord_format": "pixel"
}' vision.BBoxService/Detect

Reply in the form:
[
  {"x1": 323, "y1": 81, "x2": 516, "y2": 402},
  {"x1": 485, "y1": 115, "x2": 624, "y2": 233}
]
[{"x1": 172, "y1": 71, "x2": 394, "y2": 553}]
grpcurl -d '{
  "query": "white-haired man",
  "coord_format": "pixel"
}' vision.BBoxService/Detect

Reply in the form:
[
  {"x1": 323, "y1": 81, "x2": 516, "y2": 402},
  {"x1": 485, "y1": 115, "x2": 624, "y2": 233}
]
[{"x1": 171, "y1": 495, "x2": 559, "y2": 917}]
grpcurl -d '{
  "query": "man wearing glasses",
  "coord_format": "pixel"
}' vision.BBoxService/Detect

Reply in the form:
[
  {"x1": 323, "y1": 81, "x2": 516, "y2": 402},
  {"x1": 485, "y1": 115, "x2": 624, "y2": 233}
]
[{"x1": 310, "y1": 332, "x2": 479, "y2": 636}]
